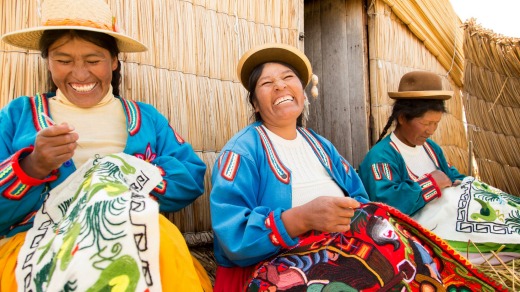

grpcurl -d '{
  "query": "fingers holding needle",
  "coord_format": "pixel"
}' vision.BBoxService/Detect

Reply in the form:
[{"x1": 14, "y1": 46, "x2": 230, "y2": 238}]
[{"x1": 39, "y1": 113, "x2": 83, "y2": 148}]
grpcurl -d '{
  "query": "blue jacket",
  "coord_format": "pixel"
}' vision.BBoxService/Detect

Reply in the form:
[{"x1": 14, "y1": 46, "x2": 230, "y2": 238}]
[
  {"x1": 359, "y1": 135, "x2": 465, "y2": 216},
  {"x1": 0, "y1": 93, "x2": 206, "y2": 237},
  {"x1": 210, "y1": 122, "x2": 369, "y2": 267}
]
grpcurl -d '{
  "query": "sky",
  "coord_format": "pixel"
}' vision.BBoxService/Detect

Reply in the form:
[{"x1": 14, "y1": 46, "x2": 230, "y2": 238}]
[{"x1": 450, "y1": 0, "x2": 520, "y2": 38}]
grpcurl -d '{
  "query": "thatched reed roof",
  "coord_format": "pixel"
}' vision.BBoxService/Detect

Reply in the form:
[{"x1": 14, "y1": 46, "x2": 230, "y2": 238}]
[
  {"x1": 379, "y1": 0, "x2": 464, "y2": 87},
  {"x1": 462, "y1": 19, "x2": 520, "y2": 197}
]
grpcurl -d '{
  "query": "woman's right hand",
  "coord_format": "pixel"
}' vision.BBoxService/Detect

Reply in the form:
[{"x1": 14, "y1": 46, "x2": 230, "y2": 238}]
[
  {"x1": 20, "y1": 123, "x2": 79, "y2": 179},
  {"x1": 281, "y1": 196, "x2": 361, "y2": 237},
  {"x1": 429, "y1": 169, "x2": 452, "y2": 189}
]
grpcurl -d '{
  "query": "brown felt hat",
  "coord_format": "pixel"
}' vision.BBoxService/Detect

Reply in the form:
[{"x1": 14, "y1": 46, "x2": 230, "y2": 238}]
[
  {"x1": 237, "y1": 43, "x2": 312, "y2": 90},
  {"x1": 1, "y1": 0, "x2": 147, "y2": 52},
  {"x1": 388, "y1": 71, "x2": 453, "y2": 100}
]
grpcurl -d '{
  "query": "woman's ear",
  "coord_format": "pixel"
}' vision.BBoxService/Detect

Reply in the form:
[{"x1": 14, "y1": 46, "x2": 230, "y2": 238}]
[
  {"x1": 396, "y1": 114, "x2": 405, "y2": 126},
  {"x1": 112, "y1": 57, "x2": 118, "y2": 71}
]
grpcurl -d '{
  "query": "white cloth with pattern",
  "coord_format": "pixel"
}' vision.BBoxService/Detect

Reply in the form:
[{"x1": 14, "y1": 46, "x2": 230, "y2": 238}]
[{"x1": 16, "y1": 153, "x2": 163, "y2": 292}]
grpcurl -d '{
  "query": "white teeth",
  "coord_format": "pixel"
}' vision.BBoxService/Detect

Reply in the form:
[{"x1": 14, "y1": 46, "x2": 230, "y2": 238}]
[
  {"x1": 274, "y1": 96, "x2": 294, "y2": 105},
  {"x1": 71, "y1": 83, "x2": 96, "y2": 92}
]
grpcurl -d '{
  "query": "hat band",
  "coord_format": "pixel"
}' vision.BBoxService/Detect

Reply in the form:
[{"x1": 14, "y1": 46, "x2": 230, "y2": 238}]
[{"x1": 44, "y1": 18, "x2": 115, "y2": 32}]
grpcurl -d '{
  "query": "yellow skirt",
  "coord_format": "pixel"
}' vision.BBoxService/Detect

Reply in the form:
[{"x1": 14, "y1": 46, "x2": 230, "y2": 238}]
[{"x1": 0, "y1": 214, "x2": 212, "y2": 292}]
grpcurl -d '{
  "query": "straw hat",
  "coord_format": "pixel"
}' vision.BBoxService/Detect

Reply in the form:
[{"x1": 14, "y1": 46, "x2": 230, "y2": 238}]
[
  {"x1": 388, "y1": 71, "x2": 453, "y2": 100},
  {"x1": 1, "y1": 0, "x2": 147, "y2": 52},
  {"x1": 237, "y1": 43, "x2": 312, "y2": 89}
]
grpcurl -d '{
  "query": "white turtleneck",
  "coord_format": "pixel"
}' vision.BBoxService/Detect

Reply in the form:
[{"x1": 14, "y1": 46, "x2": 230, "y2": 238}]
[{"x1": 48, "y1": 87, "x2": 127, "y2": 167}]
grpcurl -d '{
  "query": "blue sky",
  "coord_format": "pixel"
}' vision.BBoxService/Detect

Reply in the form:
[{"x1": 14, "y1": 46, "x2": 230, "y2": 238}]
[{"x1": 450, "y1": 0, "x2": 520, "y2": 38}]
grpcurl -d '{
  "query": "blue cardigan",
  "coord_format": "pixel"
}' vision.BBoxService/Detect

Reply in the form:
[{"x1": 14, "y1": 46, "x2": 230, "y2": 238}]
[
  {"x1": 210, "y1": 122, "x2": 369, "y2": 267},
  {"x1": 359, "y1": 135, "x2": 465, "y2": 216},
  {"x1": 0, "y1": 93, "x2": 206, "y2": 237}
]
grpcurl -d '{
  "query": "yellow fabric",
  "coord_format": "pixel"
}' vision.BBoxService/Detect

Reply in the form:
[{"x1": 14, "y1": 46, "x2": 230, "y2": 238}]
[
  {"x1": 49, "y1": 88, "x2": 127, "y2": 167},
  {"x1": 0, "y1": 215, "x2": 212, "y2": 291},
  {"x1": 0, "y1": 232, "x2": 24, "y2": 292},
  {"x1": 158, "y1": 214, "x2": 213, "y2": 292}
]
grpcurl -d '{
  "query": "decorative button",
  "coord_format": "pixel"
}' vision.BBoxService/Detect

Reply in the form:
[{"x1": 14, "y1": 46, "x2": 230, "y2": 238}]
[{"x1": 63, "y1": 160, "x2": 72, "y2": 167}]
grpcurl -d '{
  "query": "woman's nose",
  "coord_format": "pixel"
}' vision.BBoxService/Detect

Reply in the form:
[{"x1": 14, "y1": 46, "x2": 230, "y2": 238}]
[
  {"x1": 274, "y1": 79, "x2": 287, "y2": 89},
  {"x1": 72, "y1": 63, "x2": 89, "y2": 80}
]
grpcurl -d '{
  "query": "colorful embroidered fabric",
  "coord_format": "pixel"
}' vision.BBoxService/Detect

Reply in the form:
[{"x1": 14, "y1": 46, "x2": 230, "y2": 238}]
[
  {"x1": 246, "y1": 203, "x2": 505, "y2": 291},
  {"x1": 16, "y1": 153, "x2": 164, "y2": 291},
  {"x1": 413, "y1": 176, "x2": 520, "y2": 264}
]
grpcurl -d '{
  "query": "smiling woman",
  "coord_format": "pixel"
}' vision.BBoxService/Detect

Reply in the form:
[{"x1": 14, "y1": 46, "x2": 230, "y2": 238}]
[
  {"x1": 208, "y1": 45, "x2": 503, "y2": 292},
  {"x1": 0, "y1": 0, "x2": 211, "y2": 290}
]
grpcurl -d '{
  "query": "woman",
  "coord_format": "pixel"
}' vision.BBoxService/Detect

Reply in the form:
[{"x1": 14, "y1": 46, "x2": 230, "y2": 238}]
[
  {"x1": 359, "y1": 71, "x2": 519, "y2": 265},
  {"x1": 359, "y1": 71, "x2": 465, "y2": 216},
  {"x1": 0, "y1": 0, "x2": 211, "y2": 291},
  {"x1": 210, "y1": 45, "x2": 502, "y2": 291}
]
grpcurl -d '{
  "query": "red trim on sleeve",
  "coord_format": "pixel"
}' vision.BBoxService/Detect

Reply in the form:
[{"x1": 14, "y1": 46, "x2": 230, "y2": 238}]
[
  {"x1": 425, "y1": 173, "x2": 442, "y2": 198},
  {"x1": 10, "y1": 147, "x2": 58, "y2": 186},
  {"x1": 265, "y1": 212, "x2": 290, "y2": 249}
]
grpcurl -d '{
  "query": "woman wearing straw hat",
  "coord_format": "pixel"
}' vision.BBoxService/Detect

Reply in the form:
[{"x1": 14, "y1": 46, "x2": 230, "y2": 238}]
[
  {"x1": 0, "y1": 0, "x2": 211, "y2": 291},
  {"x1": 359, "y1": 71, "x2": 519, "y2": 265},
  {"x1": 209, "y1": 45, "x2": 503, "y2": 292}
]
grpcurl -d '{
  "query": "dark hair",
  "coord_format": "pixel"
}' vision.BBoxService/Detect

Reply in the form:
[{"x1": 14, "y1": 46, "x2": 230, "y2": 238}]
[
  {"x1": 246, "y1": 61, "x2": 305, "y2": 126},
  {"x1": 39, "y1": 30, "x2": 122, "y2": 96},
  {"x1": 377, "y1": 99, "x2": 447, "y2": 143}
]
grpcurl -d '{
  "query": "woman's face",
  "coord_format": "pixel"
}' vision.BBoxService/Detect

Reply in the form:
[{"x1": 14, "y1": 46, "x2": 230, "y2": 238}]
[
  {"x1": 47, "y1": 36, "x2": 117, "y2": 108},
  {"x1": 396, "y1": 110, "x2": 443, "y2": 146},
  {"x1": 253, "y1": 62, "x2": 305, "y2": 128}
]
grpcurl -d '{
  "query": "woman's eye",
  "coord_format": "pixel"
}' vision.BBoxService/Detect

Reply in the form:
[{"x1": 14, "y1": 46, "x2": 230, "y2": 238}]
[
  {"x1": 57, "y1": 60, "x2": 71, "y2": 64},
  {"x1": 87, "y1": 60, "x2": 100, "y2": 64}
]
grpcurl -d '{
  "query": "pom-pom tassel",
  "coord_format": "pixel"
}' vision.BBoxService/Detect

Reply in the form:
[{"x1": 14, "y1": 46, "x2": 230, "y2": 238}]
[{"x1": 311, "y1": 74, "x2": 319, "y2": 99}]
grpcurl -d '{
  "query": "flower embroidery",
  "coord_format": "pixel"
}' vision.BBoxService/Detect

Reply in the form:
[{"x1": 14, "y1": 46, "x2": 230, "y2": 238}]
[{"x1": 134, "y1": 143, "x2": 157, "y2": 163}]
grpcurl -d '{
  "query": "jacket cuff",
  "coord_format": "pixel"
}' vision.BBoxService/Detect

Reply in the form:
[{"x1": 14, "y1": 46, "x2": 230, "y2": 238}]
[
  {"x1": 11, "y1": 147, "x2": 58, "y2": 186},
  {"x1": 265, "y1": 209, "x2": 299, "y2": 249},
  {"x1": 417, "y1": 173, "x2": 442, "y2": 202}
]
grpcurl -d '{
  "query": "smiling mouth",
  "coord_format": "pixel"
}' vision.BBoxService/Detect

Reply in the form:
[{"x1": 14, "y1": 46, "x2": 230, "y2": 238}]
[
  {"x1": 70, "y1": 83, "x2": 97, "y2": 92},
  {"x1": 274, "y1": 96, "x2": 294, "y2": 105}
]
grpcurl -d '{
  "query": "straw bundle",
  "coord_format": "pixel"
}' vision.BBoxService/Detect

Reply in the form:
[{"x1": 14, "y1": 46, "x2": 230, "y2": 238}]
[
  {"x1": 378, "y1": 0, "x2": 464, "y2": 87},
  {"x1": 367, "y1": 0, "x2": 468, "y2": 173},
  {"x1": 462, "y1": 19, "x2": 520, "y2": 196}
]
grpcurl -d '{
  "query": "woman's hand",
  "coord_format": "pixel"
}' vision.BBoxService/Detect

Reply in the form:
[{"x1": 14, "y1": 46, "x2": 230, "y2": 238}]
[
  {"x1": 429, "y1": 169, "x2": 452, "y2": 189},
  {"x1": 20, "y1": 123, "x2": 79, "y2": 179},
  {"x1": 281, "y1": 196, "x2": 361, "y2": 237}
]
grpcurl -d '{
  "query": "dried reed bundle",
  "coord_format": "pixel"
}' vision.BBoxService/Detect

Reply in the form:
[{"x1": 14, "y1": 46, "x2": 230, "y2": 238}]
[
  {"x1": 379, "y1": 0, "x2": 464, "y2": 87},
  {"x1": 462, "y1": 20, "x2": 520, "y2": 196},
  {"x1": 466, "y1": 243, "x2": 520, "y2": 291}
]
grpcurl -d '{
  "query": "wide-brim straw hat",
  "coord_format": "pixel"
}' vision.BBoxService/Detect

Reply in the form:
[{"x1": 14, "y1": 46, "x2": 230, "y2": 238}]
[
  {"x1": 388, "y1": 71, "x2": 453, "y2": 100},
  {"x1": 1, "y1": 0, "x2": 147, "y2": 52},
  {"x1": 237, "y1": 43, "x2": 312, "y2": 89}
]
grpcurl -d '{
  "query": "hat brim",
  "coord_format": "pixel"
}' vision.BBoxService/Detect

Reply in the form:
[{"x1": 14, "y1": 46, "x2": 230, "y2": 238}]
[
  {"x1": 388, "y1": 90, "x2": 453, "y2": 100},
  {"x1": 237, "y1": 43, "x2": 312, "y2": 89},
  {"x1": 1, "y1": 26, "x2": 147, "y2": 53}
]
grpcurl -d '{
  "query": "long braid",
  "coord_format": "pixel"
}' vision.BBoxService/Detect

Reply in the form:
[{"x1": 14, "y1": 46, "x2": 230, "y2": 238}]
[{"x1": 377, "y1": 114, "x2": 396, "y2": 143}]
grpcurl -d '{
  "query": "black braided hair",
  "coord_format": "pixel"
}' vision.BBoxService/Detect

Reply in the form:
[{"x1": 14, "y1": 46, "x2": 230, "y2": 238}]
[
  {"x1": 39, "y1": 30, "x2": 122, "y2": 96},
  {"x1": 376, "y1": 99, "x2": 447, "y2": 143}
]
